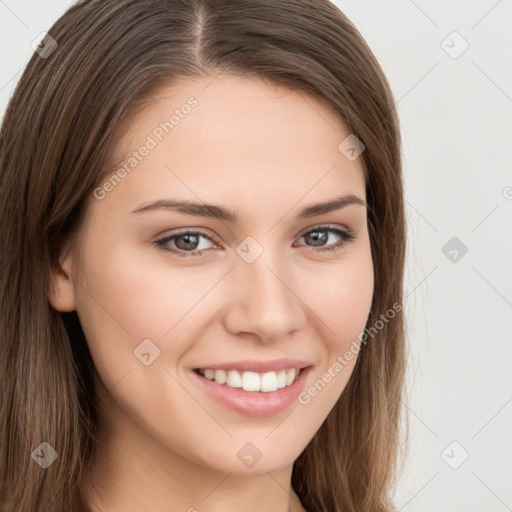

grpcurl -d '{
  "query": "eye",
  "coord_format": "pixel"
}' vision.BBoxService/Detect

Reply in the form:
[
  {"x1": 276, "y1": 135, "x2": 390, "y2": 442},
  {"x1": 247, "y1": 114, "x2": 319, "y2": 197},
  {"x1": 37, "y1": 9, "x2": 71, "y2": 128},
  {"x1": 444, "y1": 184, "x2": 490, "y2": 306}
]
[
  {"x1": 295, "y1": 225, "x2": 355, "y2": 253},
  {"x1": 154, "y1": 225, "x2": 356, "y2": 258},
  {"x1": 154, "y1": 229, "x2": 218, "y2": 257}
]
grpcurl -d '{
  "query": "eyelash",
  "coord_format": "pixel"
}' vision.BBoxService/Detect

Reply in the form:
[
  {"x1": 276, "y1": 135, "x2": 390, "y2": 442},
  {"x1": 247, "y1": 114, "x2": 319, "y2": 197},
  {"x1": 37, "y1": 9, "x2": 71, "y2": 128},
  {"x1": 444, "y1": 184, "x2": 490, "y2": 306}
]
[{"x1": 154, "y1": 225, "x2": 356, "y2": 258}]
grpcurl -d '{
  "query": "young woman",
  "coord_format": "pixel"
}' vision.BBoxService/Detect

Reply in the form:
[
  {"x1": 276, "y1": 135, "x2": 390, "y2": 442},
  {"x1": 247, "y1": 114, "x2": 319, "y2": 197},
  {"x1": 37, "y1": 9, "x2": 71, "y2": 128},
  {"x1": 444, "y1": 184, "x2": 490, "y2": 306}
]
[{"x1": 0, "y1": 1, "x2": 406, "y2": 511}]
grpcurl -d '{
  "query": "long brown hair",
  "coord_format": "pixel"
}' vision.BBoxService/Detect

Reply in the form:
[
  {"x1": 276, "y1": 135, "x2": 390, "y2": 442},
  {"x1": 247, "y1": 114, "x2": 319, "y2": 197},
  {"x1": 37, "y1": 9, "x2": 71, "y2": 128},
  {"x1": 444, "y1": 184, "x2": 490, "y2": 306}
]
[{"x1": 0, "y1": 1, "x2": 406, "y2": 510}]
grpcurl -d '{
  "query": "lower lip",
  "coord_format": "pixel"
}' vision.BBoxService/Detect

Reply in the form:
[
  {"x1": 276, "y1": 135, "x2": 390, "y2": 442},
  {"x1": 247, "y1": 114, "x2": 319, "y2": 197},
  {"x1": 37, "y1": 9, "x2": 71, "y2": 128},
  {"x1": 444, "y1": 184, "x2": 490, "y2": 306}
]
[{"x1": 190, "y1": 366, "x2": 312, "y2": 417}]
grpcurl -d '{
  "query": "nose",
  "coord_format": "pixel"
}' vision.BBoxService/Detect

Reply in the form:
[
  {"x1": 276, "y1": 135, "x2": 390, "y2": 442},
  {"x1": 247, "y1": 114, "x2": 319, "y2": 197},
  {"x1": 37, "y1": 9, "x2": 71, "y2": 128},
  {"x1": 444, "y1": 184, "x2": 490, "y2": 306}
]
[{"x1": 223, "y1": 244, "x2": 307, "y2": 343}]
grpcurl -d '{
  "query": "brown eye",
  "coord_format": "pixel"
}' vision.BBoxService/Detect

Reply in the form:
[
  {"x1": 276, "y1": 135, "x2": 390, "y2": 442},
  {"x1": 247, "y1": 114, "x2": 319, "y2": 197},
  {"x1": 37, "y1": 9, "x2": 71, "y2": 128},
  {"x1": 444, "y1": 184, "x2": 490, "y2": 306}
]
[
  {"x1": 155, "y1": 230, "x2": 217, "y2": 257},
  {"x1": 297, "y1": 226, "x2": 355, "y2": 252}
]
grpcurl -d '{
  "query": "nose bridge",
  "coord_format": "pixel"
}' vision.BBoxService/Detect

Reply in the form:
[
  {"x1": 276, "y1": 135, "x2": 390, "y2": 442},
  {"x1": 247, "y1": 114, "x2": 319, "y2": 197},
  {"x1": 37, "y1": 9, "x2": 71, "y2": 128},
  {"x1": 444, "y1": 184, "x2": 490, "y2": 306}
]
[{"x1": 225, "y1": 239, "x2": 305, "y2": 341}]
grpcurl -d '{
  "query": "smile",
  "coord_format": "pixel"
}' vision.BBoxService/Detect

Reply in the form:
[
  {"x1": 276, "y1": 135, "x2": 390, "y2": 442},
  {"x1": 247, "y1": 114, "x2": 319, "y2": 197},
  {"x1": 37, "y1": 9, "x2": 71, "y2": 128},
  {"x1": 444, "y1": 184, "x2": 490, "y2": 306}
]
[
  {"x1": 191, "y1": 361, "x2": 314, "y2": 416},
  {"x1": 194, "y1": 367, "x2": 301, "y2": 392}
]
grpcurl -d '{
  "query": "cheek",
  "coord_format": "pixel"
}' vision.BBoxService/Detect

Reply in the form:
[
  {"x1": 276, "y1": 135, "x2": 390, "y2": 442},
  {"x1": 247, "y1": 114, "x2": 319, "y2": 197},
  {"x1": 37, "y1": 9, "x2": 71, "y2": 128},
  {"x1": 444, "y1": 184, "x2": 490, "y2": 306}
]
[
  {"x1": 76, "y1": 238, "x2": 214, "y2": 337},
  {"x1": 306, "y1": 247, "x2": 374, "y2": 352},
  {"x1": 73, "y1": 239, "x2": 236, "y2": 392},
  {"x1": 291, "y1": 251, "x2": 373, "y2": 432}
]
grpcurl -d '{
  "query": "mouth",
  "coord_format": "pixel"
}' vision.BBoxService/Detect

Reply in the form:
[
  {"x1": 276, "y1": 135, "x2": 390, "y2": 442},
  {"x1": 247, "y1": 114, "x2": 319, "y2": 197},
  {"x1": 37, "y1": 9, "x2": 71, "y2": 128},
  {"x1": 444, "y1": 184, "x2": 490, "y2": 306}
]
[
  {"x1": 191, "y1": 364, "x2": 313, "y2": 416},
  {"x1": 193, "y1": 366, "x2": 310, "y2": 393}
]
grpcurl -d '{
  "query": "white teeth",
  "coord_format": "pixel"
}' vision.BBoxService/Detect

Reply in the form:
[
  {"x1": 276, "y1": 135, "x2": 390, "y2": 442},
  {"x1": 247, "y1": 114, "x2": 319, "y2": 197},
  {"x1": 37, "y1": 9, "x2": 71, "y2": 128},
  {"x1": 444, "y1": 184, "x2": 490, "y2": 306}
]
[
  {"x1": 277, "y1": 370, "x2": 287, "y2": 389},
  {"x1": 214, "y1": 369, "x2": 227, "y2": 384},
  {"x1": 260, "y1": 371, "x2": 278, "y2": 392},
  {"x1": 242, "y1": 371, "x2": 260, "y2": 391},
  {"x1": 226, "y1": 369, "x2": 242, "y2": 388},
  {"x1": 198, "y1": 367, "x2": 301, "y2": 392}
]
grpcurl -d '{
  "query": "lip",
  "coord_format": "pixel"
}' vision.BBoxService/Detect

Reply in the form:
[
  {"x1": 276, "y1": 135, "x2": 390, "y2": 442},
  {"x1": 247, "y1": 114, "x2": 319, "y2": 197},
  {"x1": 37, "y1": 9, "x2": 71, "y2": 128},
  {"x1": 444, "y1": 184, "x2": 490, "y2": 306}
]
[
  {"x1": 191, "y1": 365, "x2": 313, "y2": 417},
  {"x1": 192, "y1": 358, "x2": 312, "y2": 373}
]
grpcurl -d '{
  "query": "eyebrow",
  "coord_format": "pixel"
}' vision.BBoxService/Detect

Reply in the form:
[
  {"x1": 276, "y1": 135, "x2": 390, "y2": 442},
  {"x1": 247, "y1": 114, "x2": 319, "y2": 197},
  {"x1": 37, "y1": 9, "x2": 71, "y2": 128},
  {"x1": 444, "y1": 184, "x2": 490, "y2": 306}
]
[{"x1": 130, "y1": 194, "x2": 367, "y2": 223}]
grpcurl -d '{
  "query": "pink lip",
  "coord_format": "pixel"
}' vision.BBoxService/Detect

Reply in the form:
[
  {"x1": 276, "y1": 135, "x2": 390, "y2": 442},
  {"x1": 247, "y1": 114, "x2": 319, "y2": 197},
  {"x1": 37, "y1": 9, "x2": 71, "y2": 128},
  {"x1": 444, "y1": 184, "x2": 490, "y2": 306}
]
[
  {"x1": 190, "y1": 365, "x2": 313, "y2": 417},
  {"x1": 192, "y1": 358, "x2": 312, "y2": 373}
]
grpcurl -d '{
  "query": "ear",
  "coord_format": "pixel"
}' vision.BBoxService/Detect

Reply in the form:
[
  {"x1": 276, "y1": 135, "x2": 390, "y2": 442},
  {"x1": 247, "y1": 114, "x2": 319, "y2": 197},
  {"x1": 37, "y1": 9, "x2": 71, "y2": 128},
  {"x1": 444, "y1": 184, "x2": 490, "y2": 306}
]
[{"x1": 48, "y1": 249, "x2": 77, "y2": 312}]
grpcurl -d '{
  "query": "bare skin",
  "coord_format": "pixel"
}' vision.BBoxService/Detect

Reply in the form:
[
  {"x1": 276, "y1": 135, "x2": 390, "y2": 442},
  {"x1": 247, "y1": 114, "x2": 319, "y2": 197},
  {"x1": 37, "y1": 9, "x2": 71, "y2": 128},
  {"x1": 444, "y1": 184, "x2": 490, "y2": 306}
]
[{"x1": 49, "y1": 74, "x2": 374, "y2": 512}]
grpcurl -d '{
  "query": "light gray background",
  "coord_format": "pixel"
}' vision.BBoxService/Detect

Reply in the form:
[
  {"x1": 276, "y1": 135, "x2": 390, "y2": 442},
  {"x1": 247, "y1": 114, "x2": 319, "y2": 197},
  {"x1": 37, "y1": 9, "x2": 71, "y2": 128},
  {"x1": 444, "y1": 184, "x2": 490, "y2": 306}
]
[{"x1": 1, "y1": 1, "x2": 511, "y2": 510}]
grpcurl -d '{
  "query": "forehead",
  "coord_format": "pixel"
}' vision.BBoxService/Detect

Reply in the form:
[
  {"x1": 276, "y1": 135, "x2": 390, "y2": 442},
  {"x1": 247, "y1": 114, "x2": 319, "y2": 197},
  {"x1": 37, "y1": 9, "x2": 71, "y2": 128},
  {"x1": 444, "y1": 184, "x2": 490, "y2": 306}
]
[{"x1": 99, "y1": 74, "x2": 366, "y2": 217}]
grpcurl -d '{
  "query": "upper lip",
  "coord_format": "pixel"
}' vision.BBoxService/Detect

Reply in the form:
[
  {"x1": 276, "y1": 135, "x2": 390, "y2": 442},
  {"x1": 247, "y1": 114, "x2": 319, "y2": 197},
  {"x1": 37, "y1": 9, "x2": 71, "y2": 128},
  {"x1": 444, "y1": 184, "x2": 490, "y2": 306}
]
[{"x1": 194, "y1": 358, "x2": 312, "y2": 373}]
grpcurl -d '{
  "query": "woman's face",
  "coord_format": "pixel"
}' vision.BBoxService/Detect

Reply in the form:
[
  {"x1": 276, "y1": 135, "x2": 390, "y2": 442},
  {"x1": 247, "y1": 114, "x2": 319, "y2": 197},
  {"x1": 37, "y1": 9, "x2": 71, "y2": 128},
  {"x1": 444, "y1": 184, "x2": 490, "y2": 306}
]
[{"x1": 50, "y1": 74, "x2": 373, "y2": 476}]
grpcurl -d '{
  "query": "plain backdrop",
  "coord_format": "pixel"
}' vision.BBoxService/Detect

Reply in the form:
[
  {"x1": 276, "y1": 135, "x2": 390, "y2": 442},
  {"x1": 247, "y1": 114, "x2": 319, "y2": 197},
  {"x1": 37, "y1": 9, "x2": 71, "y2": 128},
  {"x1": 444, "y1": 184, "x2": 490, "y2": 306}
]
[{"x1": 1, "y1": 1, "x2": 511, "y2": 511}]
